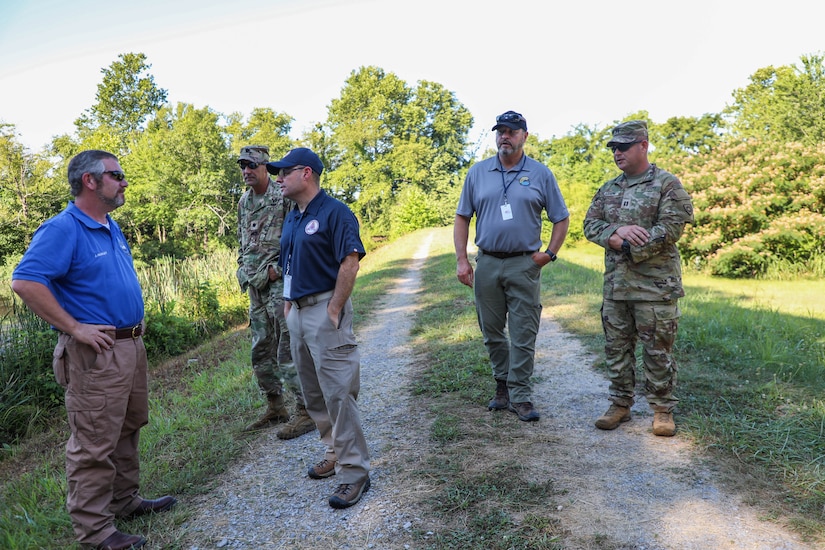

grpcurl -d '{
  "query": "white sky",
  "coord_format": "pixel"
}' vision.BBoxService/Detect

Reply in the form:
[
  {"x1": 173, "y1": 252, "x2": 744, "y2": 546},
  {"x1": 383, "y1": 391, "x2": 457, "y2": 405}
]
[{"x1": 1, "y1": 0, "x2": 823, "y2": 155}]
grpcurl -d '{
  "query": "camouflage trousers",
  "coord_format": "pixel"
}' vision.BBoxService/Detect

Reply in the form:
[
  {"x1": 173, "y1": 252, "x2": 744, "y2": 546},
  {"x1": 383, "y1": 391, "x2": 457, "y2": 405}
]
[
  {"x1": 248, "y1": 282, "x2": 304, "y2": 406},
  {"x1": 600, "y1": 298, "x2": 680, "y2": 412}
]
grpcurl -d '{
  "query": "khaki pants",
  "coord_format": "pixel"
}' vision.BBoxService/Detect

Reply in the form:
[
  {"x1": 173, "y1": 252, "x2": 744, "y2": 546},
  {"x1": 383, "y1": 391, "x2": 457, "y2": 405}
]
[
  {"x1": 286, "y1": 296, "x2": 369, "y2": 484},
  {"x1": 54, "y1": 332, "x2": 149, "y2": 546}
]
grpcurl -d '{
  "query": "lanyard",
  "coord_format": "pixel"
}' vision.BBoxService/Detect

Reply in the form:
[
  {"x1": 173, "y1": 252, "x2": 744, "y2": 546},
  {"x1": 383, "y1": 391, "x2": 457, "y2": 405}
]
[{"x1": 499, "y1": 154, "x2": 527, "y2": 204}]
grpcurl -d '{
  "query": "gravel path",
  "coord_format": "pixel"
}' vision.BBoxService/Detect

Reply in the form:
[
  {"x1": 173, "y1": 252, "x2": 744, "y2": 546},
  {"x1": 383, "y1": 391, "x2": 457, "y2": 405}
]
[
  {"x1": 182, "y1": 233, "x2": 434, "y2": 549},
  {"x1": 180, "y1": 229, "x2": 816, "y2": 549}
]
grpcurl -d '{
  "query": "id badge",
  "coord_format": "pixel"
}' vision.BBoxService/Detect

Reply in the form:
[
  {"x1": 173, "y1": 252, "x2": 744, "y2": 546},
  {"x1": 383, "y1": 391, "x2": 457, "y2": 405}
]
[
  {"x1": 500, "y1": 203, "x2": 513, "y2": 220},
  {"x1": 283, "y1": 274, "x2": 292, "y2": 298}
]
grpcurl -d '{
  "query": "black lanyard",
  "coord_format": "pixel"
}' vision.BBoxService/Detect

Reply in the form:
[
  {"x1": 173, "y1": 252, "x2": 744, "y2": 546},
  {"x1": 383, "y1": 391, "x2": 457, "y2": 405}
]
[{"x1": 499, "y1": 154, "x2": 527, "y2": 204}]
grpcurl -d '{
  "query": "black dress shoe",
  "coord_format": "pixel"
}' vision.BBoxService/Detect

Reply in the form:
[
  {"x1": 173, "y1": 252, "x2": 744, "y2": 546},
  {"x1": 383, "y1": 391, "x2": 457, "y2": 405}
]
[
  {"x1": 94, "y1": 530, "x2": 146, "y2": 550},
  {"x1": 122, "y1": 495, "x2": 177, "y2": 519}
]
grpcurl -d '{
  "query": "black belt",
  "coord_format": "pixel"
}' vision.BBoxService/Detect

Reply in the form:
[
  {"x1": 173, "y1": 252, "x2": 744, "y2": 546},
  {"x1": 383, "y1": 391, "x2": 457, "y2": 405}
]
[
  {"x1": 292, "y1": 290, "x2": 334, "y2": 309},
  {"x1": 114, "y1": 324, "x2": 143, "y2": 339},
  {"x1": 480, "y1": 249, "x2": 535, "y2": 259}
]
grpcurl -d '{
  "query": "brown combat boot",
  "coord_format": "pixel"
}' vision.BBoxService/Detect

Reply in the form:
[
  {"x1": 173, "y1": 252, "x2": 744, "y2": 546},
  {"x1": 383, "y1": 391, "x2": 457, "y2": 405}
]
[
  {"x1": 243, "y1": 394, "x2": 289, "y2": 432},
  {"x1": 595, "y1": 404, "x2": 631, "y2": 430},
  {"x1": 652, "y1": 411, "x2": 676, "y2": 437},
  {"x1": 488, "y1": 379, "x2": 509, "y2": 411},
  {"x1": 276, "y1": 404, "x2": 316, "y2": 440}
]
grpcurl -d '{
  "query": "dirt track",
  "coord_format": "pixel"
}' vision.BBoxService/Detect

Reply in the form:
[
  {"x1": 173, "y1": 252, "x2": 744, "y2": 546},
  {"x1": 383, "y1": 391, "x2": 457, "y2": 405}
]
[{"x1": 181, "y1": 229, "x2": 817, "y2": 549}]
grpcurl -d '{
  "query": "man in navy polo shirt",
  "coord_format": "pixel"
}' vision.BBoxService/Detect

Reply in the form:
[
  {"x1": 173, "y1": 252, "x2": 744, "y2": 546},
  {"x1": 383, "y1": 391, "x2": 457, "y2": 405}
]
[
  {"x1": 13, "y1": 150, "x2": 175, "y2": 550},
  {"x1": 267, "y1": 147, "x2": 370, "y2": 509}
]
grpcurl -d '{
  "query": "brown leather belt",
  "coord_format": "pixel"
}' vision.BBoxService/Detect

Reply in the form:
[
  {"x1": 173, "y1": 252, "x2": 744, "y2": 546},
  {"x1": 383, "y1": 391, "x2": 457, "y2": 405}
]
[
  {"x1": 292, "y1": 290, "x2": 334, "y2": 309},
  {"x1": 480, "y1": 249, "x2": 535, "y2": 259},
  {"x1": 115, "y1": 324, "x2": 143, "y2": 339}
]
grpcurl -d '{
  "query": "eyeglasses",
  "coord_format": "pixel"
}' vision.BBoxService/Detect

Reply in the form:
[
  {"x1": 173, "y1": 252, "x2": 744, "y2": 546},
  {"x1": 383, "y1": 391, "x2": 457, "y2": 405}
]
[
  {"x1": 278, "y1": 165, "x2": 305, "y2": 178},
  {"x1": 609, "y1": 141, "x2": 641, "y2": 153},
  {"x1": 238, "y1": 161, "x2": 262, "y2": 170},
  {"x1": 101, "y1": 170, "x2": 126, "y2": 181},
  {"x1": 496, "y1": 112, "x2": 526, "y2": 124}
]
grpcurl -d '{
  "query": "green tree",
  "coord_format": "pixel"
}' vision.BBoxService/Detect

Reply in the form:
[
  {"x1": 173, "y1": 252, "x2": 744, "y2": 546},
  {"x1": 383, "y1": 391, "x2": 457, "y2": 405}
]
[
  {"x1": 0, "y1": 125, "x2": 66, "y2": 262},
  {"x1": 118, "y1": 103, "x2": 236, "y2": 259},
  {"x1": 726, "y1": 53, "x2": 825, "y2": 146},
  {"x1": 224, "y1": 107, "x2": 295, "y2": 161},
  {"x1": 74, "y1": 52, "x2": 168, "y2": 154},
  {"x1": 649, "y1": 113, "x2": 724, "y2": 159},
  {"x1": 316, "y1": 66, "x2": 473, "y2": 238}
]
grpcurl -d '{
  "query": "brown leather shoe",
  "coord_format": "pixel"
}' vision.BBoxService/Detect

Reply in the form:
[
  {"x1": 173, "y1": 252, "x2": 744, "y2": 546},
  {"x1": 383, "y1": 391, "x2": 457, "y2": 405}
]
[
  {"x1": 307, "y1": 458, "x2": 337, "y2": 479},
  {"x1": 329, "y1": 476, "x2": 371, "y2": 509},
  {"x1": 487, "y1": 379, "x2": 509, "y2": 411},
  {"x1": 508, "y1": 401, "x2": 540, "y2": 421},
  {"x1": 94, "y1": 531, "x2": 146, "y2": 550},
  {"x1": 122, "y1": 495, "x2": 177, "y2": 519}
]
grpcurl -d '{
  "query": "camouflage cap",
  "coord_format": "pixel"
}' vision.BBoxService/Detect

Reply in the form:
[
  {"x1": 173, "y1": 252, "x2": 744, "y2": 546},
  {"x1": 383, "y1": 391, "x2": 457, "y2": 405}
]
[
  {"x1": 607, "y1": 120, "x2": 648, "y2": 146},
  {"x1": 238, "y1": 145, "x2": 270, "y2": 163}
]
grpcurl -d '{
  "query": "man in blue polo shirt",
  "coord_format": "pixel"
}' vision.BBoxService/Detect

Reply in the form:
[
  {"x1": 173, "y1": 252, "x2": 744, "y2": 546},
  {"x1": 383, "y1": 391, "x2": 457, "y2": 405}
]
[
  {"x1": 267, "y1": 147, "x2": 370, "y2": 509},
  {"x1": 12, "y1": 150, "x2": 175, "y2": 550}
]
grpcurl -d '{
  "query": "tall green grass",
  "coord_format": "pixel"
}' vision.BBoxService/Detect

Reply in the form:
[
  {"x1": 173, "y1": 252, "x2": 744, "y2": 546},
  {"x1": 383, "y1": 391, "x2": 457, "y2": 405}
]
[{"x1": 0, "y1": 249, "x2": 248, "y2": 447}]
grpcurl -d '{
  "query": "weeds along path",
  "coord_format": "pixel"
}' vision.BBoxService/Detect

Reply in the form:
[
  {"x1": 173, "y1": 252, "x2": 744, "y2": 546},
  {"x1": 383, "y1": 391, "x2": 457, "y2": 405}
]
[{"x1": 181, "y1": 232, "x2": 436, "y2": 549}]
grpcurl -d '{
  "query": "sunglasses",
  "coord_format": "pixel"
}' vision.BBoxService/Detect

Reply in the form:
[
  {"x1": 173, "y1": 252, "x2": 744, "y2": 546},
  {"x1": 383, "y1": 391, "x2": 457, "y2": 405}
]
[
  {"x1": 238, "y1": 161, "x2": 262, "y2": 170},
  {"x1": 609, "y1": 141, "x2": 641, "y2": 153},
  {"x1": 278, "y1": 165, "x2": 305, "y2": 178},
  {"x1": 101, "y1": 170, "x2": 126, "y2": 181},
  {"x1": 496, "y1": 112, "x2": 526, "y2": 124}
]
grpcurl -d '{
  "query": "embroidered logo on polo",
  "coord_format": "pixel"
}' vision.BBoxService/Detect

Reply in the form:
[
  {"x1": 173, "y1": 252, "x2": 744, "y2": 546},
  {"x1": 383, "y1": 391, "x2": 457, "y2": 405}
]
[
  {"x1": 519, "y1": 177, "x2": 530, "y2": 186},
  {"x1": 305, "y1": 220, "x2": 320, "y2": 235}
]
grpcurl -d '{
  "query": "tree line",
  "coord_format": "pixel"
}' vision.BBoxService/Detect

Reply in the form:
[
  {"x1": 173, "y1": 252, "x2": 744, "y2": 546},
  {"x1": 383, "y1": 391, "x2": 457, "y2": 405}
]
[{"x1": 2, "y1": 51, "x2": 825, "y2": 278}]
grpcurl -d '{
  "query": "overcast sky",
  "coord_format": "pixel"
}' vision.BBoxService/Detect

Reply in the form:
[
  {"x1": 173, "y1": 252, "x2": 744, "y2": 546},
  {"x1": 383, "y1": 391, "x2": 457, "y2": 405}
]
[{"x1": 1, "y1": 0, "x2": 823, "y2": 154}]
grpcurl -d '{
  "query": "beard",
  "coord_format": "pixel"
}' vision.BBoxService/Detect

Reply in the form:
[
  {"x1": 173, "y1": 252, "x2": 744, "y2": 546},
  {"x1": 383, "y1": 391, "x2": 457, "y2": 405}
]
[{"x1": 95, "y1": 181, "x2": 125, "y2": 209}]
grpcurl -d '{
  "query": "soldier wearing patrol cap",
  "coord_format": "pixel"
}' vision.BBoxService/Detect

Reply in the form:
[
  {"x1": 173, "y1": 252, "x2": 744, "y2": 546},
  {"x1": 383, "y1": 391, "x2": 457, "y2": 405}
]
[
  {"x1": 236, "y1": 145, "x2": 315, "y2": 439},
  {"x1": 584, "y1": 120, "x2": 695, "y2": 437}
]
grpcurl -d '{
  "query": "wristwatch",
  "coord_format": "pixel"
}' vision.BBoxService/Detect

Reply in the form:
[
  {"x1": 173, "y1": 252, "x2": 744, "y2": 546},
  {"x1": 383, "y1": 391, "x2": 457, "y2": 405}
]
[
  {"x1": 621, "y1": 240, "x2": 631, "y2": 254},
  {"x1": 545, "y1": 248, "x2": 557, "y2": 262}
]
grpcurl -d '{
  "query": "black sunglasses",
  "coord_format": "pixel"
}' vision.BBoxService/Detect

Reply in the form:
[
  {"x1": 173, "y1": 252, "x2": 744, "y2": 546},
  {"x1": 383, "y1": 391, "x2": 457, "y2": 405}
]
[
  {"x1": 238, "y1": 161, "x2": 262, "y2": 170},
  {"x1": 101, "y1": 170, "x2": 126, "y2": 181},
  {"x1": 609, "y1": 141, "x2": 641, "y2": 153},
  {"x1": 496, "y1": 112, "x2": 526, "y2": 124}
]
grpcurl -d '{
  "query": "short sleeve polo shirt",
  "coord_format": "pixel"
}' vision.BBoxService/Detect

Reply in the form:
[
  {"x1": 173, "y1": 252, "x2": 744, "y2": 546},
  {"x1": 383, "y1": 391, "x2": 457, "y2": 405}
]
[
  {"x1": 279, "y1": 190, "x2": 365, "y2": 301},
  {"x1": 12, "y1": 202, "x2": 144, "y2": 328}
]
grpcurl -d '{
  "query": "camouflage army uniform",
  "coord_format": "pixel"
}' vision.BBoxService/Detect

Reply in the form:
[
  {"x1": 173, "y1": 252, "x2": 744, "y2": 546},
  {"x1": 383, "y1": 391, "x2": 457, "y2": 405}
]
[
  {"x1": 583, "y1": 163, "x2": 694, "y2": 412},
  {"x1": 236, "y1": 167, "x2": 303, "y2": 405}
]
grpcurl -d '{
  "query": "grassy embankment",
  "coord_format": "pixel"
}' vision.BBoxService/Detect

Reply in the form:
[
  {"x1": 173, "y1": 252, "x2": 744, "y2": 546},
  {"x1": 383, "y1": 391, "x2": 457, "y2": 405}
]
[{"x1": 1, "y1": 226, "x2": 823, "y2": 549}]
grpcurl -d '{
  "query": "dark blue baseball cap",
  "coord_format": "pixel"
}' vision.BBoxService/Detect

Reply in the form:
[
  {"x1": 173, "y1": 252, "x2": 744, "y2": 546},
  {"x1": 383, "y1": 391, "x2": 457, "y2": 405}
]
[{"x1": 266, "y1": 147, "x2": 324, "y2": 175}]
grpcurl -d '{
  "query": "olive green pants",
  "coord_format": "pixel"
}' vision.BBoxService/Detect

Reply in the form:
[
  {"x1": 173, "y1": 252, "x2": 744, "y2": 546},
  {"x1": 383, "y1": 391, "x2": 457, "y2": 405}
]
[{"x1": 474, "y1": 253, "x2": 543, "y2": 404}]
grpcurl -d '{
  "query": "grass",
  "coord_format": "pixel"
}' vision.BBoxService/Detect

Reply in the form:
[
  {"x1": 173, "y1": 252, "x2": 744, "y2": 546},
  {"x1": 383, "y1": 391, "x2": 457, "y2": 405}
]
[{"x1": 1, "y1": 227, "x2": 824, "y2": 548}]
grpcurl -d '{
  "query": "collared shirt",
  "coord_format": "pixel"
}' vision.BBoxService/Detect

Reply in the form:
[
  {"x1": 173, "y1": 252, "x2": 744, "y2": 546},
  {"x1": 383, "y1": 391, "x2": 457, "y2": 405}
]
[
  {"x1": 12, "y1": 201, "x2": 144, "y2": 328},
  {"x1": 456, "y1": 154, "x2": 569, "y2": 252},
  {"x1": 280, "y1": 189, "x2": 365, "y2": 301}
]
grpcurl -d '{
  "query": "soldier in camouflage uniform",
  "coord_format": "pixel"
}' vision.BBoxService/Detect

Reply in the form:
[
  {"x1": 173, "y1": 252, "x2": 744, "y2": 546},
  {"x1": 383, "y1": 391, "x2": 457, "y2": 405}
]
[
  {"x1": 583, "y1": 120, "x2": 694, "y2": 437},
  {"x1": 236, "y1": 145, "x2": 315, "y2": 439}
]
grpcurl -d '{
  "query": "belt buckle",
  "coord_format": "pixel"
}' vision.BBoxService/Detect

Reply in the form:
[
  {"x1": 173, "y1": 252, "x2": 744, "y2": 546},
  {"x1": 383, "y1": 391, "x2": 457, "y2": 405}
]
[{"x1": 131, "y1": 325, "x2": 140, "y2": 338}]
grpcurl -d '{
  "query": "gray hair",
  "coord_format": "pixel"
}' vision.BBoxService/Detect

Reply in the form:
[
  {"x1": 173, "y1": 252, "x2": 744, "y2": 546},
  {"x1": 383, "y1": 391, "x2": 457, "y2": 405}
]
[{"x1": 67, "y1": 150, "x2": 118, "y2": 196}]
